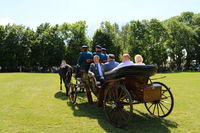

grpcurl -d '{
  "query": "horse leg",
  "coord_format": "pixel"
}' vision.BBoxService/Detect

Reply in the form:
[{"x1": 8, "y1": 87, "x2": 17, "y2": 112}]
[
  {"x1": 65, "y1": 83, "x2": 69, "y2": 96},
  {"x1": 60, "y1": 77, "x2": 62, "y2": 90}
]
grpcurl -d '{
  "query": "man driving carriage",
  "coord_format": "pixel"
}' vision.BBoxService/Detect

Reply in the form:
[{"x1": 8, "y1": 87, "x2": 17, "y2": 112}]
[
  {"x1": 77, "y1": 45, "x2": 93, "y2": 71},
  {"x1": 93, "y1": 45, "x2": 106, "y2": 63}
]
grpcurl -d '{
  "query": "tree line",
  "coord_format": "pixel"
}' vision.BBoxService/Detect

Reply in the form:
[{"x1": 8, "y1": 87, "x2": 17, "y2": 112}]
[{"x1": 0, "y1": 11, "x2": 199, "y2": 72}]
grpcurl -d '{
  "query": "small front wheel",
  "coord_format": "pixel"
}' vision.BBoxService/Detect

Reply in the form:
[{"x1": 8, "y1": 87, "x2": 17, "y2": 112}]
[{"x1": 69, "y1": 83, "x2": 77, "y2": 104}]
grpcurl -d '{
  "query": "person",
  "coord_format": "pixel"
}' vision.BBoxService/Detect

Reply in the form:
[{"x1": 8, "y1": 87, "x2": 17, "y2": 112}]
[
  {"x1": 77, "y1": 45, "x2": 93, "y2": 72},
  {"x1": 93, "y1": 45, "x2": 104, "y2": 63},
  {"x1": 103, "y1": 54, "x2": 119, "y2": 72},
  {"x1": 77, "y1": 45, "x2": 94, "y2": 104},
  {"x1": 134, "y1": 54, "x2": 145, "y2": 65},
  {"x1": 88, "y1": 55, "x2": 105, "y2": 83},
  {"x1": 115, "y1": 54, "x2": 134, "y2": 68},
  {"x1": 101, "y1": 48, "x2": 108, "y2": 63}
]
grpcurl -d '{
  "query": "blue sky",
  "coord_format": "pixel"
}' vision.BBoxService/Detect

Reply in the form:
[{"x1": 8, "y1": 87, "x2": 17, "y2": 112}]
[{"x1": 0, "y1": 0, "x2": 200, "y2": 36}]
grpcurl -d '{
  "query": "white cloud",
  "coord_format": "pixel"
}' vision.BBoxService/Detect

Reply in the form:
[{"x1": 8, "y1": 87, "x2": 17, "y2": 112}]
[{"x1": 0, "y1": 17, "x2": 14, "y2": 26}]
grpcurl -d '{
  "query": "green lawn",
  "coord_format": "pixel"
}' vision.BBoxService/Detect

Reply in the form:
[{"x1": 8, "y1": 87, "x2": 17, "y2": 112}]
[{"x1": 0, "y1": 72, "x2": 200, "y2": 133}]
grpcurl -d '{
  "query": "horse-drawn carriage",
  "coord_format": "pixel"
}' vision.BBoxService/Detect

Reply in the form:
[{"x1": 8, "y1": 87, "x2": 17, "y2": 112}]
[{"x1": 68, "y1": 65, "x2": 174, "y2": 128}]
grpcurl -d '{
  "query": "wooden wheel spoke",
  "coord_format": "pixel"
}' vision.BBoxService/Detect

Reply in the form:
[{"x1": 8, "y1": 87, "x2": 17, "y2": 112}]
[
  {"x1": 157, "y1": 103, "x2": 159, "y2": 116},
  {"x1": 118, "y1": 89, "x2": 123, "y2": 99},
  {"x1": 162, "y1": 89, "x2": 167, "y2": 95},
  {"x1": 109, "y1": 111, "x2": 115, "y2": 121},
  {"x1": 161, "y1": 100, "x2": 171, "y2": 104},
  {"x1": 160, "y1": 102, "x2": 169, "y2": 111},
  {"x1": 153, "y1": 104, "x2": 156, "y2": 114},
  {"x1": 148, "y1": 103, "x2": 154, "y2": 110},
  {"x1": 109, "y1": 108, "x2": 115, "y2": 114},
  {"x1": 111, "y1": 90, "x2": 116, "y2": 101},
  {"x1": 120, "y1": 93, "x2": 128, "y2": 100},
  {"x1": 158, "y1": 103, "x2": 165, "y2": 115},
  {"x1": 118, "y1": 108, "x2": 129, "y2": 121},
  {"x1": 115, "y1": 89, "x2": 119, "y2": 100},
  {"x1": 161, "y1": 95, "x2": 171, "y2": 99}
]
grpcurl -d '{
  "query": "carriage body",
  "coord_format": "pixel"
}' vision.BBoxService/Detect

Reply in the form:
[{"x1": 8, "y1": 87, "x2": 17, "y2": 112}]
[
  {"x1": 100, "y1": 65, "x2": 174, "y2": 127},
  {"x1": 68, "y1": 65, "x2": 174, "y2": 128},
  {"x1": 103, "y1": 65, "x2": 161, "y2": 103}
]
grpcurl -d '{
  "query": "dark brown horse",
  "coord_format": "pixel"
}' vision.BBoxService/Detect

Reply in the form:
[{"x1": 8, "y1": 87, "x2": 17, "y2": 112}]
[{"x1": 58, "y1": 64, "x2": 73, "y2": 96}]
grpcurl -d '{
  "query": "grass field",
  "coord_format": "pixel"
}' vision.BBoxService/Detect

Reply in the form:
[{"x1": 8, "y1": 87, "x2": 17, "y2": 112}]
[{"x1": 0, "y1": 72, "x2": 200, "y2": 133}]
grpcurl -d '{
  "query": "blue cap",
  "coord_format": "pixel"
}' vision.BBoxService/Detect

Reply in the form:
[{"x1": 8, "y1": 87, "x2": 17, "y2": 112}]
[
  {"x1": 102, "y1": 48, "x2": 107, "y2": 51},
  {"x1": 95, "y1": 45, "x2": 102, "y2": 49},
  {"x1": 82, "y1": 45, "x2": 88, "y2": 48}
]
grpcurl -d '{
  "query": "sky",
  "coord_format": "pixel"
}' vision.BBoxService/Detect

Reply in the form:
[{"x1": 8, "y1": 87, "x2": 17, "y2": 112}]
[{"x1": 0, "y1": 0, "x2": 200, "y2": 36}]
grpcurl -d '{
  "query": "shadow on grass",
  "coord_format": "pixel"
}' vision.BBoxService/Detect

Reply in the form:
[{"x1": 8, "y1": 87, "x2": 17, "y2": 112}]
[
  {"x1": 67, "y1": 102, "x2": 178, "y2": 133},
  {"x1": 54, "y1": 91, "x2": 68, "y2": 100},
  {"x1": 54, "y1": 91, "x2": 86, "y2": 101}
]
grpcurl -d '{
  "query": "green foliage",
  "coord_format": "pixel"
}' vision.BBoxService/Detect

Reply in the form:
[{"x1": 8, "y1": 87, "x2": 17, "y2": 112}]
[
  {"x1": 92, "y1": 21, "x2": 121, "y2": 61},
  {"x1": 66, "y1": 21, "x2": 89, "y2": 65},
  {"x1": 0, "y1": 11, "x2": 200, "y2": 71}
]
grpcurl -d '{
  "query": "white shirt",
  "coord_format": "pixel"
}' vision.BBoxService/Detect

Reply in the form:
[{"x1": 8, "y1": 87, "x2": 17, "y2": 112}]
[
  {"x1": 112, "y1": 60, "x2": 134, "y2": 71},
  {"x1": 117, "y1": 60, "x2": 134, "y2": 68},
  {"x1": 134, "y1": 62, "x2": 145, "y2": 65}
]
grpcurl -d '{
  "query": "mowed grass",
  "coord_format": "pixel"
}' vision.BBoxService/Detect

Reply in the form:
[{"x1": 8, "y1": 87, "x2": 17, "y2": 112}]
[{"x1": 0, "y1": 72, "x2": 200, "y2": 133}]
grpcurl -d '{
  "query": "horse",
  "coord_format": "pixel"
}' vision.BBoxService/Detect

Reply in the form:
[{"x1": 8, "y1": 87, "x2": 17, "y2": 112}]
[{"x1": 58, "y1": 64, "x2": 73, "y2": 96}]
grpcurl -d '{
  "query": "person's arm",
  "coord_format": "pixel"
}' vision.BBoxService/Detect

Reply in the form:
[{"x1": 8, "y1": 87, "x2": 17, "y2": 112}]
[
  {"x1": 88, "y1": 64, "x2": 95, "y2": 77},
  {"x1": 103, "y1": 63, "x2": 108, "y2": 72},
  {"x1": 87, "y1": 53, "x2": 93, "y2": 63},
  {"x1": 77, "y1": 53, "x2": 82, "y2": 65}
]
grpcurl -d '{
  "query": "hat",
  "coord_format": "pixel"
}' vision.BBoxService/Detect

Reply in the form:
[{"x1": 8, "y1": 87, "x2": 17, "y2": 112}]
[
  {"x1": 102, "y1": 48, "x2": 107, "y2": 51},
  {"x1": 82, "y1": 45, "x2": 88, "y2": 48},
  {"x1": 95, "y1": 45, "x2": 102, "y2": 49}
]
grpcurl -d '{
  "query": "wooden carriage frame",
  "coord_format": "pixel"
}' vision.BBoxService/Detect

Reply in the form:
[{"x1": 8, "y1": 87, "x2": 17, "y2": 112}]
[{"x1": 68, "y1": 69, "x2": 174, "y2": 128}]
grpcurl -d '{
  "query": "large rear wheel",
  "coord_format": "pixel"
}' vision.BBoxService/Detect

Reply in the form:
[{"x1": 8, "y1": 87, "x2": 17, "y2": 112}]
[
  {"x1": 104, "y1": 84, "x2": 133, "y2": 128},
  {"x1": 144, "y1": 82, "x2": 174, "y2": 117}
]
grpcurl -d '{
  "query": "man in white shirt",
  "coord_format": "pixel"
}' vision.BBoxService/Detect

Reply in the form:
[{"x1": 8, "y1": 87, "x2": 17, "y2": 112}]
[{"x1": 116, "y1": 54, "x2": 134, "y2": 68}]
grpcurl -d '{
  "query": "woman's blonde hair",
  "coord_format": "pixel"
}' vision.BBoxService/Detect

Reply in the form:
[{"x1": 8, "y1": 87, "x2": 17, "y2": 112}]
[{"x1": 134, "y1": 54, "x2": 143, "y2": 63}]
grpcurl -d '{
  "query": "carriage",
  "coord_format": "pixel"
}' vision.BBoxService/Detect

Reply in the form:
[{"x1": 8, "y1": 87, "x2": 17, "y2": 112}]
[{"x1": 68, "y1": 65, "x2": 174, "y2": 128}]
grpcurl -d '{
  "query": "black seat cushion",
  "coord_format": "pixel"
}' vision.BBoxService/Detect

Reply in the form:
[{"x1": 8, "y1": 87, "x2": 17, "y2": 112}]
[{"x1": 105, "y1": 65, "x2": 157, "y2": 80}]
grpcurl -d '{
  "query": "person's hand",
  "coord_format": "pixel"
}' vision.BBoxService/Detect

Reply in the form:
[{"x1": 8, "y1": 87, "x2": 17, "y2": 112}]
[
  {"x1": 91, "y1": 72, "x2": 95, "y2": 77},
  {"x1": 86, "y1": 59, "x2": 93, "y2": 63},
  {"x1": 88, "y1": 72, "x2": 95, "y2": 77}
]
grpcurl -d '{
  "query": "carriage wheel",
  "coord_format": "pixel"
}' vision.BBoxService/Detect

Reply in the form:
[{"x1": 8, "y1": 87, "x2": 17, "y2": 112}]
[
  {"x1": 104, "y1": 84, "x2": 133, "y2": 128},
  {"x1": 76, "y1": 80, "x2": 85, "y2": 93},
  {"x1": 69, "y1": 83, "x2": 77, "y2": 104},
  {"x1": 144, "y1": 82, "x2": 174, "y2": 117}
]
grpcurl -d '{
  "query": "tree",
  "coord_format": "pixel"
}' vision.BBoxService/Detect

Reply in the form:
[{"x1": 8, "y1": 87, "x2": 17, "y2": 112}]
[
  {"x1": 65, "y1": 21, "x2": 89, "y2": 65},
  {"x1": 147, "y1": 19, "x2": 168, "y2": 67},
  {"x1": 32, "y1": 23, "x2": 66, "y2": 67},
  {"x1": 92, "y1": 21, "x2": 121, "y2": 61},
  {"x1": 0, "y1": 25, "x2": 5, "y2": 66},
  {"x1": 165, "y1": 20, "x2": 195, "y2": 70},
  {"x1": 193, "y1": 14, "x2": 200, "y2": 64},
  {"x1": 128, "y1": 20, "x2": 150, "y2": 63}
]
